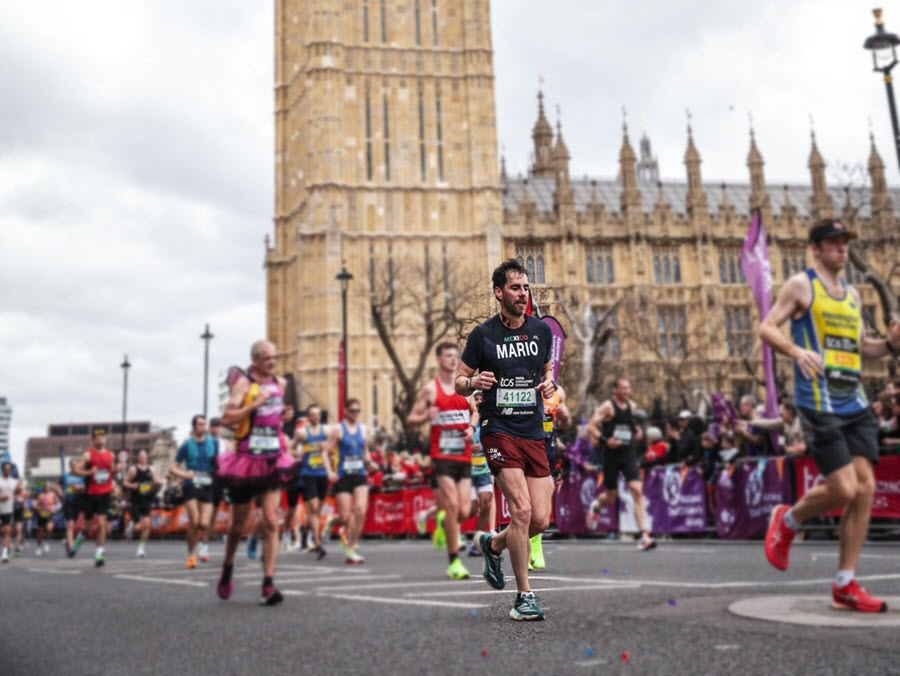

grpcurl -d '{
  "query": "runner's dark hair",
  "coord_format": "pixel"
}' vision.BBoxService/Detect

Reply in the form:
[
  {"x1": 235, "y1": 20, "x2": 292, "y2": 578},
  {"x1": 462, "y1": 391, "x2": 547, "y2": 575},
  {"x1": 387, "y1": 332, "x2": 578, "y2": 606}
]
[{"x1": 491, "y1": 258, "x2": 528, "y2": 291}]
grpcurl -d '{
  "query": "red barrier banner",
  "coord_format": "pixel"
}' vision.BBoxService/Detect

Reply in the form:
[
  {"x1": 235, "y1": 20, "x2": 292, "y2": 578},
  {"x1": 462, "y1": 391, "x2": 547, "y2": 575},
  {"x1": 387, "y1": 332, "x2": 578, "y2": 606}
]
[{"x1": 795, "y1": 454, "x2": 900, "y2": 518}]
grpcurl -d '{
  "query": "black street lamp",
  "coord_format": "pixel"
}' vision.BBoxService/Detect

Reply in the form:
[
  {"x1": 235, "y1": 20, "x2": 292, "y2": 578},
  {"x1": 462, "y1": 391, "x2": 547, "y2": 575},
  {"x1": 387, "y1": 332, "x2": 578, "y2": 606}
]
[
  {"x1": 336, "y1": 266, "x2": 354, "y2": 408},
  {"x1": 864, "y1": 8, "x2": 900, "y2": 171},
  {"x1": 120, "y1": 354, "x2": 131, "y2": 454},
  {"x1": 200, "y1": 323, "x2": 214, "y2": 418}
]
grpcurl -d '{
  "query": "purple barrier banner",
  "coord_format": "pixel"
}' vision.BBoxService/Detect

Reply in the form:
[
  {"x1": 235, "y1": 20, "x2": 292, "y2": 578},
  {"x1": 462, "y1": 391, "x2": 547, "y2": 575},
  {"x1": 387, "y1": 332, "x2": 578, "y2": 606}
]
[
  {"x1": 644, "y1": 465, "x2": 708, "y2": 534},
  {"x1": 555, "y1": 471, "x2": 617, "y2": 535},
  {"x1": 715, "y1": 457, "x2": 791, "y2": 539},
  {"x1": 540, "y1": 315, "x2": 566, "y2": 384}
]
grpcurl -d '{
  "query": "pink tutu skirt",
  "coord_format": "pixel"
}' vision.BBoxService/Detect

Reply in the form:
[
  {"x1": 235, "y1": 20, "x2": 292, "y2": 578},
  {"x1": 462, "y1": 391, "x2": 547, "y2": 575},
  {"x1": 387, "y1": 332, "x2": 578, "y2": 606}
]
[{"x1": 216, "y1": 449, "x2": 299, "y2": 488}]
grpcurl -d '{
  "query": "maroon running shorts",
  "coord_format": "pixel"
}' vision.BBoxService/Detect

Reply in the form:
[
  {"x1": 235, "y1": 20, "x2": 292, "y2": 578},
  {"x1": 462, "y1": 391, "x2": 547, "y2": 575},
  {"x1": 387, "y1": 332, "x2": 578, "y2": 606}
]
[{"x1": 481, "y1": 432, "x2": 550, "y2": 479}]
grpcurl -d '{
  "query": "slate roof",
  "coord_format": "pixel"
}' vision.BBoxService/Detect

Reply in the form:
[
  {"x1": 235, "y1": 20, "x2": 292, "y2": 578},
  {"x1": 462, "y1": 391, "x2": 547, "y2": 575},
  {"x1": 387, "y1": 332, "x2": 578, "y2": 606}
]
[{"x1": 501, "y1": 175, "x2": 899, "y2": 220}]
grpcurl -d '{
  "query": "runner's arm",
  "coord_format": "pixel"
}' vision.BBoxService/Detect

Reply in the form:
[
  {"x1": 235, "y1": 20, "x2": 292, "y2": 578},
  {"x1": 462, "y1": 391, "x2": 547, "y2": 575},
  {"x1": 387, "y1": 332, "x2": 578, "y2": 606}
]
[
  {"x1": 169, "y1": 445, "x2": 194, "y2": 481},
  {"x1": 406, "y1": 382, "x2": 436, "y2": 427},
  {"x1": 586, "y1": 402, "x2": 612, "y2": 447},
  {"x1": 73, "y1": 451, "x2": 94, "y2": 477},
  {"x1": 122, "y1": 467, "x2": 138, "y2": 491},
  {"x1": 759, "y1": 274, "x2": 822, "y2": 380},
  {"x1": 322, "y1": 426, "x2": 340, "y2": 481},
  {"x1": 555, "y1": 385, "x2": 571, "y2": 429},
  {"x1": 535, "y1": 360, "x2": 557, "y2": 398},
  {"x1": 221, "y1": 377, "x2": 267, "y2": 427},
  {"x1": 852, "y1": 288, "x2": 900, "y2": 359}
]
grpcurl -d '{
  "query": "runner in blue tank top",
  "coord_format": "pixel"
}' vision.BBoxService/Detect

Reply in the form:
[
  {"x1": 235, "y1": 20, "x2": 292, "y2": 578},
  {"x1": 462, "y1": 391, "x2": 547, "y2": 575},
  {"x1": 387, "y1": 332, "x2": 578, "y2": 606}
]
[
  {"x1": 291, "y1": 404, "x2": 330, "y2": 559},
  {"x1": 323, "y1": 399, "x2": 378, "y2": 564},
  {"x1": 760, "y1": 218, "x2": 900, "y2": 613},
  {"x1": 170, "y1": 414, "x2": 218, "y2": 569}
]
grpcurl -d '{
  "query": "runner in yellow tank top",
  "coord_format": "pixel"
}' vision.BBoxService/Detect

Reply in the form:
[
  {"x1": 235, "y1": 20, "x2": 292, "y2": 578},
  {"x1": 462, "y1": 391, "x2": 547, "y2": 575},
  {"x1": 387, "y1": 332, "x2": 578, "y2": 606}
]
[{"x1": 759, "y1": 218, "x2": 900, "y2": 612}]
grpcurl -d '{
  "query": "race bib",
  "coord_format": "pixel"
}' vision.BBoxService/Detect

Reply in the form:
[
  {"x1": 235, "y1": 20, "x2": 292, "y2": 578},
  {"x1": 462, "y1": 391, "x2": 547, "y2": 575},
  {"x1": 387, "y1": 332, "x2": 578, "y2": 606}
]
[
  {"x1": 439, "y1": 429, "x2": 466, "y2": 455},
  {"x1": 193, "y1": 472, "x2": 212, "y2": 488},
  {"x1": 39, "y1": 510, "x2": 52, "y2": 518},
  {"x1": 67, "y1": 484, "x2": 80, "y2": 495},
  {"x1": 471, "y1": 455, "x2": 487, "y2": 466},
  {"x1": 94, "y1": 469, "x2": 110, "y2": 485},
  {"x1": 823, "y1": 334, "x2": 861, "y2": 394},
  {"x1": 248, "y1": 426, "x2": 281, "y2": 456},
  {"x1": 139, "y1": 482, "x2": 154, "y2": 495},
  {"x1": 613, "y1": 424, "x2": 633, "y2": 443},
  {"x1": 343, "y1": 458, "x2": 365, "y2": 474},
  {"x1": 496, "y1": 388, "x2": 536, "y2": 408},
  {"x1": 305, "y1": 443, "x2": 324, "y2": 467},
  {"x1": 24, "y1": 510, "x2": 33, "y2": 519}
]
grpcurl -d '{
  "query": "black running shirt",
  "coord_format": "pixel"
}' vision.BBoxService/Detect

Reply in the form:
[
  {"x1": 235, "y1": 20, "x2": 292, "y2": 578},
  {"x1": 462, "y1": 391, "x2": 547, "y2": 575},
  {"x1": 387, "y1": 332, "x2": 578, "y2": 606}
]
[{"x1": 461, "y1": 314, "x2": 552, "y2": 441}]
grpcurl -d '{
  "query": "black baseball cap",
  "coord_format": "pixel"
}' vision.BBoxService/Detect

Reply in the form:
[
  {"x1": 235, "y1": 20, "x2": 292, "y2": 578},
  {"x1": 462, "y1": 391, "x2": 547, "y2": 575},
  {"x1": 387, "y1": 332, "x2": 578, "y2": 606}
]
[
  {"x1": 209, "y1": 417, "x2": 222, "y2": 427},
  {"x1": 809, "y1": 219, "x2": 857, "y2": 245}
]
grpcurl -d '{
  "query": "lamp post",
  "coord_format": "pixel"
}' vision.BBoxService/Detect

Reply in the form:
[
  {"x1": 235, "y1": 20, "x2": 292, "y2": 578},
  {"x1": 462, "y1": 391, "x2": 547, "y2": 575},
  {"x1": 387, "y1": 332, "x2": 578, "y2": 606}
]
[
  {"x1": 200, "y1": 323, "x2": 214, "y2": 418},
  {"x1": 336, "y1": 266, "x2": 354, "y2": 419},
  {"x1": 120, "y1": 354, "x2": 131, "y2": 454},
  {"x1": 864, "y1": 8, "x2": 900, "y2": 172}
]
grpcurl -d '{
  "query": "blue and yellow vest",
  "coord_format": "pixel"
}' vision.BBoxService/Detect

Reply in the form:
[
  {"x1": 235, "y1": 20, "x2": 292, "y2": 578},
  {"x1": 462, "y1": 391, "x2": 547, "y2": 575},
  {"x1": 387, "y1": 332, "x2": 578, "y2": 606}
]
[{"x1": 791, "y1": 269, "x2": 868, "y2": 414}]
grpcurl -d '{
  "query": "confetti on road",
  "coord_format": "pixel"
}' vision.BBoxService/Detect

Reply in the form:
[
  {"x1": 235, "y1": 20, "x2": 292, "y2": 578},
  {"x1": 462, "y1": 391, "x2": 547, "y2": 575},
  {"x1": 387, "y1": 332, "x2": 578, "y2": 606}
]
[
  {"x1": 602, "y1": 568, "x2": 610, "y2": 574},
  {"x1": 621, "y1": 651, "x2": 630, "y2": 662},
  {"x1": 668, "y1": 598, "x2": 677, "y2": 606},
  {"x1": 586, "y1": 648, "x2": 595, "y2": 658},
  {"x1": 471, "y1": 610, "x2": 479, "y2": 617},
  {"x1": 481, "y1": 650, "x2": 489, "y2": 658}
]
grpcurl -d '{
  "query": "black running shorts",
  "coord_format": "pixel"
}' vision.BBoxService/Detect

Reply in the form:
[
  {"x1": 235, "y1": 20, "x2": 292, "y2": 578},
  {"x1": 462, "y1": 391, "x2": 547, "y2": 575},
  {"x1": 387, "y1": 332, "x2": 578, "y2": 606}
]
[
  {"x1": 602, "y1": 445, "x2": 640, "y2": 490},
  {"x1": 799, "y1": 406, "x2": 879, "y2": 477}
]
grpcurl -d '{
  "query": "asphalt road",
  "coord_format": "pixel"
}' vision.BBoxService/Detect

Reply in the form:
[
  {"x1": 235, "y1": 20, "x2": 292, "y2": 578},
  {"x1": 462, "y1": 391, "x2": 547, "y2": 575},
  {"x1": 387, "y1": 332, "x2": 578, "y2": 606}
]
[{"x1": 2, "y1": 535, "x2": 900, "y2": 675}]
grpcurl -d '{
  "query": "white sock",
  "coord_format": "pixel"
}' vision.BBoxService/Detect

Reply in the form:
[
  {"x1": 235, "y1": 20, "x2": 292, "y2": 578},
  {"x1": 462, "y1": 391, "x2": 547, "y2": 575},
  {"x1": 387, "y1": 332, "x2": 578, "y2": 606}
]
[
  {"x1": 836, "y1": 570, "x2": 854, "y2": 588},
  {"x1": 2, "y1": 547, "x2": 7, "y2": 557},
  {"x1": 97, "y1": 546, "x2": 105, "y2": 555},
  {"x1": 783, "y1": 509, "x2": 801, "y2": 531}
]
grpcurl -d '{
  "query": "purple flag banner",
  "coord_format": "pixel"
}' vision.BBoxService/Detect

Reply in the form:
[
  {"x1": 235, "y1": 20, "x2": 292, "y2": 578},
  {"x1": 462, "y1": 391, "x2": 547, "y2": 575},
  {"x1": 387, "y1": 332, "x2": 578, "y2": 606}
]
[
  {"x1": 740, "y1": 208, "x2": 779, "y2": 420},
  {"x1": 554, "y1": 471, "x2": 617, "y2": 535},
  {"x1": 714, "y1": 458, "x2": 792, "y2": 539},
  {"x1": 644, "y1": 465, "x2": 708, "y2": 534},
  {"x1": 540, "y1": 315, "x2": 566, "y2": 383}
]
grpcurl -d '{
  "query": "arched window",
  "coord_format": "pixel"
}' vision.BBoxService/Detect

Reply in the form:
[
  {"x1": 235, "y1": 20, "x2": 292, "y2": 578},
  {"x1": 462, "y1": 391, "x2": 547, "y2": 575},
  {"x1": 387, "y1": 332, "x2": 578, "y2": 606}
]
[
  {"x1": 783, "y1": 259, "x2": 791, "y2": 281},
  {"x1": 663, "y1": 257, "x2": 672, "y2": 285},
  {"x1": 728, "y1": 258, "x2": 737, "y2": 284},
  {"x1": 526, "y1": 256, "x2": 535, "y2": 282},
  {"x1": 606, "y1": 255, "x2": 614, "y2": 284},
  {"x1": 585, "y1": 252, "x2": 594, "y2": 284},
  {"x1": 537, "y1": 256, "x2": 545, "y2": 284},
  {"x1": 654, "y1": 256, "x2": 662, "y2": 285},
  {"x1": 673, "y1": 256, "x2": 681, "y2": 283},
  {"x1": 720, "y1": 257, "x2": 728, "y2": 284}
]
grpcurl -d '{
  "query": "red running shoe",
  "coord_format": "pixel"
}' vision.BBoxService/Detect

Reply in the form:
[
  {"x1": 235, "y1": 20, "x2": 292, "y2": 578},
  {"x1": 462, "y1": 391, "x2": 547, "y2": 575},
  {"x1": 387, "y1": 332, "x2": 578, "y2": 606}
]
[
  {"x1": 764, "y1": 504, "x2": 795, "y2": 571},
  {"x1": 217, "y1": 579, "x2": 233, "y2": 600},
  {"x1": 832, "y1": 579, "x2": 887, "y2": 613}
]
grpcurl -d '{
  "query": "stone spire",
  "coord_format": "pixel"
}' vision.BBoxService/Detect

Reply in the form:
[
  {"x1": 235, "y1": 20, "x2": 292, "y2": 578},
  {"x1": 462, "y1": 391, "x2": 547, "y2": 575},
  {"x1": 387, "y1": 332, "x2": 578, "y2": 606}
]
[
  {"x1": 868, "y1": 131, "x2": 891, "y2": 214},
  {"x1": 782, "y1": 184, "x2": 797, "y2": 225},
  {"x1": 531, "y1": 91, "x2": 555, "y2": 178},
  {"x1": 683, "y1": 114, "x2": 708, "y2": 219},
  {"x1": 746, "y1": 125, "x2": 770, "y2": 210},
  {"x1": 619, "y1": 119, "x2": 643, "y2": 216},
  {"x1": 808, "y1": 129, "x2": 833, "y2": 220},
  {"x1": 552, "y1": 113, "x2": 574, "y2": 215}
]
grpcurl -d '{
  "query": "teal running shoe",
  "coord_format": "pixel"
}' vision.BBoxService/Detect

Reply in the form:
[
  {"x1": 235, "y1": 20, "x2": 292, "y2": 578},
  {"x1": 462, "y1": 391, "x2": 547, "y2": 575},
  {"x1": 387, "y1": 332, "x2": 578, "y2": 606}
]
[{"x1": 474, "y1": 531, "x2": 505, "y2": 590}]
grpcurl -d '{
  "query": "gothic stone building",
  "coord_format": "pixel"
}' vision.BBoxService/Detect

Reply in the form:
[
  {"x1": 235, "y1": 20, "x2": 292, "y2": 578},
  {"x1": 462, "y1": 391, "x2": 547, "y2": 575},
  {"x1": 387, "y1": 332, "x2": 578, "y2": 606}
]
[{"x1": 265, "y1": 0, "x2": 900, "y2": 426}]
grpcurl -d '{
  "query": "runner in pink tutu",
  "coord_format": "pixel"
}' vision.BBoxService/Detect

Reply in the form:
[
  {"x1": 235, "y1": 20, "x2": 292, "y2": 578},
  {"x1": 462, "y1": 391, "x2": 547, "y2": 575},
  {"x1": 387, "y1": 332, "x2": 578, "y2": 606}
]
[{"x1": 216, "y1": 339, "x2": 298, "y2": 605}]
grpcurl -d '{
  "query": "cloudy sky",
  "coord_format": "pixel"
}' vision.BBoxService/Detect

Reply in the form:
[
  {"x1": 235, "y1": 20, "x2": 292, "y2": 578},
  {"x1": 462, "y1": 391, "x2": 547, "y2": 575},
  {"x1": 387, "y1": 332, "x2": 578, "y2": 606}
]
[{"x1": 0, "y1": 1, "x2": 893, "y2": 469}]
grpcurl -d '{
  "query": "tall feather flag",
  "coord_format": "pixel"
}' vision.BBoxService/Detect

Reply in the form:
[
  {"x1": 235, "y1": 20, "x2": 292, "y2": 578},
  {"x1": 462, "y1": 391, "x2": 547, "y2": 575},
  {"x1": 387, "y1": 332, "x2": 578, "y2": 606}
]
[
  {"x1": 526, "y1": 289, "x2": 567, "y2": 383},
  {"x1": 740, "y1": 208, "x2": 780, "y2": 421}
]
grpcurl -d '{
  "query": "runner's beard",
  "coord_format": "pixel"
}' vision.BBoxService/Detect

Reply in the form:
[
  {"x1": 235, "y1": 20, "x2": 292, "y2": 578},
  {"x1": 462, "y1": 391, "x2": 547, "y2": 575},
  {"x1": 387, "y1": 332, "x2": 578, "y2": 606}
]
[{"x1": 502, "y1": 295, "x2": 526, "y2": 318}]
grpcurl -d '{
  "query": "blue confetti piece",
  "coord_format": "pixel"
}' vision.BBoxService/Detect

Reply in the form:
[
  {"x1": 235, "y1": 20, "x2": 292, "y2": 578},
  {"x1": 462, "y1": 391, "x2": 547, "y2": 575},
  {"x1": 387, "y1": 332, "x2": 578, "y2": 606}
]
[
  {"x1": 586, "y1": 648, "x2": 595, "y2": 658},
  {"x1": 623, "y1": 569, "x2": 630, "y2": 576},
  {"x1": 471, "y1": 610, "x2": 479, "y2": 617}
]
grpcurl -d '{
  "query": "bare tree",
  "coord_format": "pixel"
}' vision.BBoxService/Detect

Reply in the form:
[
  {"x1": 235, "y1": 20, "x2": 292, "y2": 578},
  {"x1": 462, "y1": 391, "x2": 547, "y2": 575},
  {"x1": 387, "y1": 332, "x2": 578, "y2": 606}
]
[
  {"x1": 553, "y1": 291, "x2": 620, "y2": 420},
  {"x1": 369, "y1": 251, "x2": 491, "y2": 439}
]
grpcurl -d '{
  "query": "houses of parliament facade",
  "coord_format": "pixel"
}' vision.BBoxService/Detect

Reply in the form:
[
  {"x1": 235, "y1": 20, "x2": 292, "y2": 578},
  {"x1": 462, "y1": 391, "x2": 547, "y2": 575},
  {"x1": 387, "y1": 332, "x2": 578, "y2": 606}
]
[{"x1": 265, "y1": 0, "x2": 900, "y2": 425}]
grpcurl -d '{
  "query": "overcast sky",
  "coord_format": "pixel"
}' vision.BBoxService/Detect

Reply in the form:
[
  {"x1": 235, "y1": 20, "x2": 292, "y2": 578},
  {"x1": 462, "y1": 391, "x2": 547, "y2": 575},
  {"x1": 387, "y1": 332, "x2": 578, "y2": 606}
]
[{"x1": 1, "y1": 1, "x2": 894, "y2": 469}]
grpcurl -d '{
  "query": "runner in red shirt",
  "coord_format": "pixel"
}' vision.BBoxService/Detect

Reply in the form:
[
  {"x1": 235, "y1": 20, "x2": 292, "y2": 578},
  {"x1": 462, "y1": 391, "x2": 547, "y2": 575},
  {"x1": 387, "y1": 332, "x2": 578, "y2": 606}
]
[
  {"x1": 408, "y1": 342, "x2": 478, "y2": 580},
  {"x1": 74, "y1": 428, "x2": 116, "y2": 567}
]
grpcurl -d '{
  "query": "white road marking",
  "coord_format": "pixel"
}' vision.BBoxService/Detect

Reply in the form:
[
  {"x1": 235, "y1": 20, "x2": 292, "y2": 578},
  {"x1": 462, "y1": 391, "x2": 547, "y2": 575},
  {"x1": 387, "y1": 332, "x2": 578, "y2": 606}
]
[
  {"x1": 405, "y1": 583, "x2": 638, "y2": 597},
  {"x1": 115, "y1": 574, "x2": 208, "y2": 587},
  {"x1": 26, "y1": 567, "x2": 82, "y2": 575},
  {"x1": 323, "y1": 592, "x2": 487, "y2": 609},
  {"x1": 260, "y1": 573, "x2": 403, "y2": 587},
  {"x1": 314, "y1": 579, "x2": 485, "y2": 592}
]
